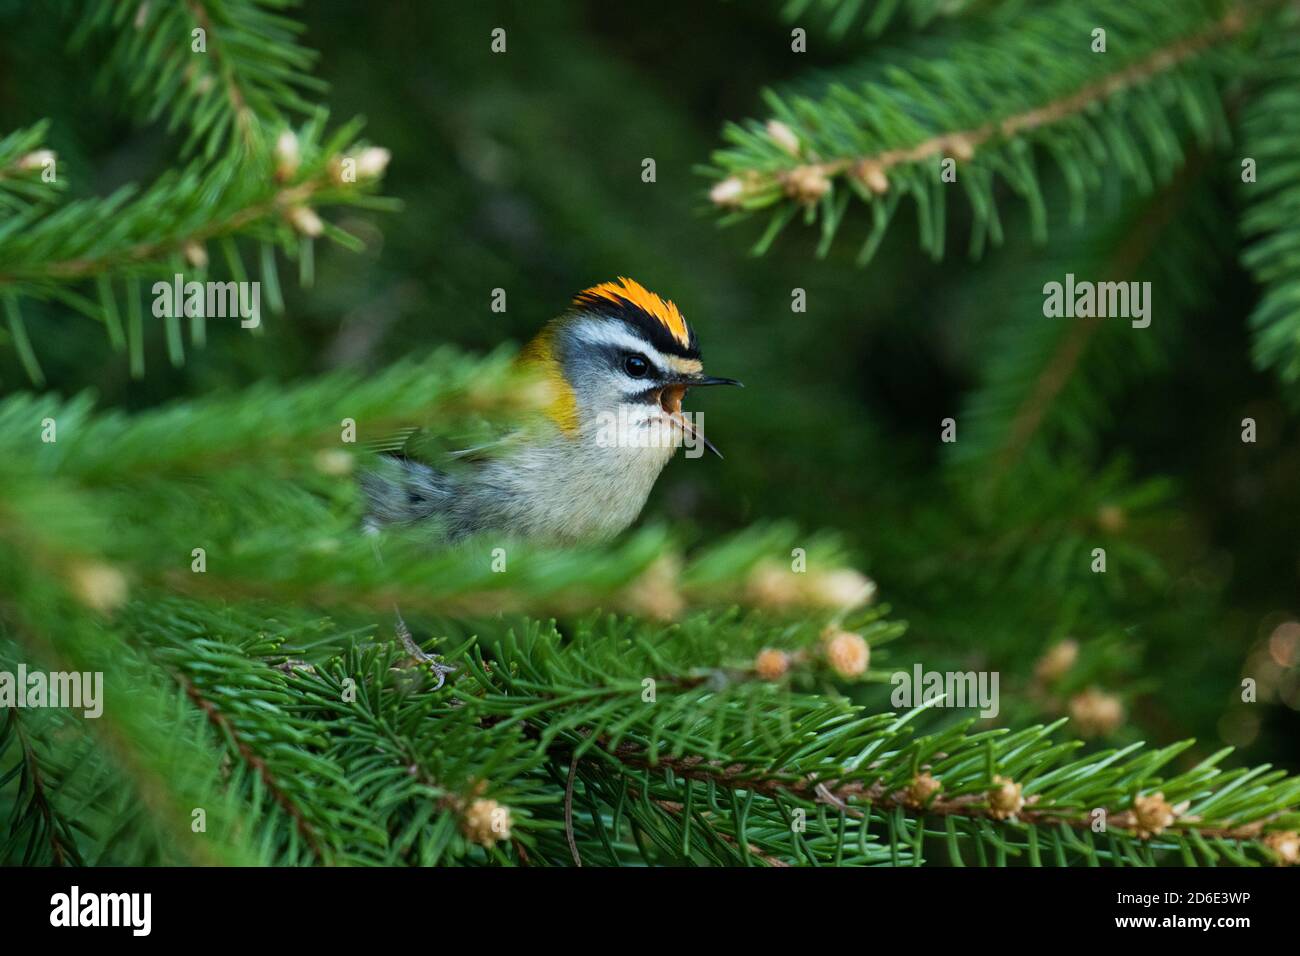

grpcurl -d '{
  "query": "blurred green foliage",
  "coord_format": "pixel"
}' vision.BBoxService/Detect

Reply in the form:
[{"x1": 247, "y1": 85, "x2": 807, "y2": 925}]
[{"x1": 0, "y1": 0, "x2": 1296, "y2": 778}]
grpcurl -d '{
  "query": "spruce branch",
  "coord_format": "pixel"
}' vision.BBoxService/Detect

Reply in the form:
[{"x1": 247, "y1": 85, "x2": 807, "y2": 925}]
[
  {"x1": 602, "y1": 739, "x2": 1289, "y2": 843},
  {"x1": 174, "y1": 668, "x2": 328, "y2": 861},
  {"x1": 783, "y1": 0, "x2": 991, "y2": 39},
  {"x1": 0, "y1": 604, "x2": 248, "y2": 865},
  {"x1": 707, "y1": 0, "x2": 1256, "y2": 262},
  {"x1": 0, "y1": 709, "x2": 83, "y2": 866},
  {"x1": 0, "y1": 348, "x2": 523, "y2": 484},
  {"x1": 0, "y1": 115, "x2": 392, "y2": 381},
  {"x1": 455, "y1": 612, "x2": 1300, "y2": 865},
  {"x1": 534, "y1": 706, "x2": 1300, "y2": 865},
  {"x1": 0, "y1": 123, "x2": 63, "y2": 213},
  {"x1": 0, "y1": 118, "x2": 390, "y2": 290},
  {"x1": 8, "y1": 500, "x2": 1294, "y2": 866},
  {"x1": 1237, "y1": 10, "x2": 1300, "y2": 390},
  {"x1": 73, "y1": 0, "x2": 326, "y2": 158},
  {"x1": 0, "y1": 3, "x2": 392, "y2": 382}
]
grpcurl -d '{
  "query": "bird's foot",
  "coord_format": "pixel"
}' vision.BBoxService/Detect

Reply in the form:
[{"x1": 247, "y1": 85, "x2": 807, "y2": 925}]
[{"x1": 394, "y1": 616, "x2": 457, "y2": 691}]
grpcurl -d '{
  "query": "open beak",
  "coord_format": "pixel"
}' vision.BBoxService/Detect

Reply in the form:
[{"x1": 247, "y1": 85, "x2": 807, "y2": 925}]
[
  {"x1": 689, "y1": 375, "x2": 744, "y2": 389},
  {"x1": 655, "y1": 374, "x2": 743, "y2": 459}
]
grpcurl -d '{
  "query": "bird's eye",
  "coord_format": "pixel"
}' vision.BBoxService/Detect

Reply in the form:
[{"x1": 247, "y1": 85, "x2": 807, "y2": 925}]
[{"x1": 623, "y1": 353, "x2": 650, "y2": 378}]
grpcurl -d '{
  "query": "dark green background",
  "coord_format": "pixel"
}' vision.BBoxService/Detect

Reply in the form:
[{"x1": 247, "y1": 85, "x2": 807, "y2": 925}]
[{"x1": 1, "y1": 2, "x2": 1296, "y2": 771}]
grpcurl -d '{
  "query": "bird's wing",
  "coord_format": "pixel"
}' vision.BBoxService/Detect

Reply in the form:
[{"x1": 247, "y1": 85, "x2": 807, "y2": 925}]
[
  {"x1": 443, "y1": 428, "x2": 537, "y2": 462},
  {"x1": 363, "y1": 425, "x2": 422, "y2": 456},
  {"x1": 363, "y1": 418, "x2": 540, "y2": 470}
]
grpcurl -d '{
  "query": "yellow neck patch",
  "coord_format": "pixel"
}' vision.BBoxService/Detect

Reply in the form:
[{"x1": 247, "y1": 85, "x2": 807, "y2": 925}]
[
  {"x1": 519, "y1": 323, "x2": 580, "y2": 436},
  {"x1": 577, "y1": 276, "x2": 692, "y2": 350}
]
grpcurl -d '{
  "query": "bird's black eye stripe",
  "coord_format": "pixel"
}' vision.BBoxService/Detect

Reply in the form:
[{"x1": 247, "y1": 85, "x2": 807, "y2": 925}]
[
  {"x1": 594, "y1": 343, "x2": 662, "y2": 380},
  {"x1": 623, "y1": 352, "x2": 651, "y2": 378}
]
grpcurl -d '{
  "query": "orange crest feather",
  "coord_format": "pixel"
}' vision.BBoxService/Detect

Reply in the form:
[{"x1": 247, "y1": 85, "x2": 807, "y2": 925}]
[{"x1": 576, "y1": 277, "x2": 692, "y2": 350}]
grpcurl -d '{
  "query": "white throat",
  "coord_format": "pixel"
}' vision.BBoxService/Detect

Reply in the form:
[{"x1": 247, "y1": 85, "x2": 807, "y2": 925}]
[{"x1": 461, "y1": 405, "x2": 682, "y2": 544}]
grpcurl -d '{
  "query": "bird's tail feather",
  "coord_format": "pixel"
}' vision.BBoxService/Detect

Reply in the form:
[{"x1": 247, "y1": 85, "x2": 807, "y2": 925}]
[{"x1": 360, "y1": 456, "x2": 455, "y2": 529}]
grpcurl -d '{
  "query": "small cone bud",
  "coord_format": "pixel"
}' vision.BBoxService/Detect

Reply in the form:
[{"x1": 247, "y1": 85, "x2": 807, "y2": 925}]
[
  {"x1": 765, "y1": 119, "x2": 802, "y2": 156},
  {"x1": 745, "y1": 560, "x2": 802, "y2": 609},
  {"x1": 946, "y1": 135, "x2": 975, "y2": 162},
  {"x1": 710, "y1": 176, "x2": 745, "y2": 207},
  {"x1": 354, "y1": 146, "x2": 391, "y2": 180},
  {"x1": 183, "y1": 240, "x2": 209, "y2": 270},
  {"x1": 823, "y1": 629, "x2": 869, "y2": 678},
  {"x1": 855, "y1": 161, "x2": 889, "y2": 195},
  {"x1": 17, "y1": 149, "x2": 55, "y2": 172},
  {"x1": 620, "y1": 555, "x2": 684, "y2": 620},
  {"x1": 1132, "y1": 792, "x2": 1176, "y2": 839},
  {"x1": 275, "y1": 130, "x2": 300, "y2": 180},
  {"x1": 287, "y1": 205, "x2": 324, "y2": 237},
  {"x1": 754, "y1": 648, "x2": 790, "y2": 680},
  {"x1": 70, "y1": 562, "x2": 128, "y2": 613},
  {"x1": 988, "y1": 775, "x2": 1024, "y2": 820},
  {"x1": 1264, "y1": 831, "x2": 1299, "y2": 866},
  {"x1": 313, "y1": 449, "x2": 354, "y2": 476},
  {"x1": 1068, "y1": 687, "x2": 1124, "y2": 737},
  {"x1": 1033, "y1": 638, "x2": 1078, "y2": 683},
  {"x1": 805, "y1": 568, "x2": 876, "y2": 610},
  {"x1": 904, "y1": 772, "x2": 942, "y2": 809},
  {"x1": 782, "y1": 165, "x2": 830, "y2": 205},
  {"x1": 461, "y1": 798, "x2": 512, "y2": 847}
]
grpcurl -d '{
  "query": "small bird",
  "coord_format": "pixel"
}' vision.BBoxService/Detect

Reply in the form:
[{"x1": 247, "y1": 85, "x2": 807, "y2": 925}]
[{"x1": 362, "y1": 277, "x2": 741, "y2": 545}]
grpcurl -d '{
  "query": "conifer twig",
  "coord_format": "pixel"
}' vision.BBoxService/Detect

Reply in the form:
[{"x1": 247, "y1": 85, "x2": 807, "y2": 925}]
[
  {"x1": 718, "y1": 5, "x2": 1251, "y2": 204},
  {"x1": 598, "y1": 740, "x2": 1289, "y2": 844},
  {"x1": 175, "y1": 670, "x2": 327, "y2": 861}
]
